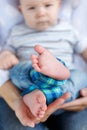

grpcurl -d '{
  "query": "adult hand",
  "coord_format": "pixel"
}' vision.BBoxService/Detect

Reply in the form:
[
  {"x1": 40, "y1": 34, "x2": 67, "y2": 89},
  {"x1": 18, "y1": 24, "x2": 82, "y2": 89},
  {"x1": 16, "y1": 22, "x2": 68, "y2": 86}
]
[
  {"x1": 13, "y1": 97, "x2": 36, "y2": 127},
  {"x1": 14, "y1": 92, "x2": 70, "y2": 127},
  {"x1": 59, "y1": 88, "x2": 87, "y2": 111},
  {"x1": 36, "y1": 92, "x2": 71, "y2": 122},
  {"x1": 13, "y1": 92, "x2": 70, "y2": 127}
]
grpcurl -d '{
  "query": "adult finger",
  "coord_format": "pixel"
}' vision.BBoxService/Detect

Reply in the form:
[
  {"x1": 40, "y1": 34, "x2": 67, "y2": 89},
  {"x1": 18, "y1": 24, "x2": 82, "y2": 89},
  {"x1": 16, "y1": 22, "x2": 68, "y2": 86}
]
[
  {"x1": 61, "y1": 105, "x2": 87, "y2": 111},
  {"x1": 41, "y1": 92, "x2": 71, "y2": 122},
  {"x1": 60, "y1": 97, "x2": 87, "y2": 110},
  {"x1": 80, "y1": 88, "x2": 87, "y2": 97}
]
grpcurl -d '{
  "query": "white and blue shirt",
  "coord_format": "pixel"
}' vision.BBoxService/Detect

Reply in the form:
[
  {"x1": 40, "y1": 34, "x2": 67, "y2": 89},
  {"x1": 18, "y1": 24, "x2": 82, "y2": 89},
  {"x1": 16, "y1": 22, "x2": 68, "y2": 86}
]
[{"x1": 4, "y1": 21, "x2": 87, "y2": 70}]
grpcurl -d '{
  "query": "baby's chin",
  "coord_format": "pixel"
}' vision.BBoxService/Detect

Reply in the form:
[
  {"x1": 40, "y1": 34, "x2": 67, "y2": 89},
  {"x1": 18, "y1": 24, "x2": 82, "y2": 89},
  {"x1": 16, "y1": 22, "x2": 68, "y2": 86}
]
[
  {"x1": 35, "y1": 26, "x2": 50, "y2": 32},
  {"x1": 35, "y1": 22, "x2": 56, "y2": 31}
]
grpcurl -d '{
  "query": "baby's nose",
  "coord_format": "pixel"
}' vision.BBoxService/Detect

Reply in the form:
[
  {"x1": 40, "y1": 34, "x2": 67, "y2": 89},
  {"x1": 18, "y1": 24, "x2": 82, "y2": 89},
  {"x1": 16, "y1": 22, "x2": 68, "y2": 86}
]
[{"x1": 36, "y1": 7, "x2": 46, "y2": 17}]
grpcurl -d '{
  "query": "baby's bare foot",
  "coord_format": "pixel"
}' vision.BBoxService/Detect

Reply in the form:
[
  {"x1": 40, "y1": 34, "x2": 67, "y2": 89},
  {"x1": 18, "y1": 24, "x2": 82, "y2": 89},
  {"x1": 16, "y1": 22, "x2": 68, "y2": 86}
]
[
  {"x1": 31, "y1": 45, "x2": 70, "y2": 80},
  {"x1": 23, "y1": 90, "x2": 47, "y2": 119}
]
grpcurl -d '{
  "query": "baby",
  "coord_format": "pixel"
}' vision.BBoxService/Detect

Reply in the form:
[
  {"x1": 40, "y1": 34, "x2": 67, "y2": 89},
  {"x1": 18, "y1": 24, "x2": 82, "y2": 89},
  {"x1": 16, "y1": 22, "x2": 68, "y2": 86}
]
[{"x1": 0, "y1": 0, "x2": 87, "y2": 121}]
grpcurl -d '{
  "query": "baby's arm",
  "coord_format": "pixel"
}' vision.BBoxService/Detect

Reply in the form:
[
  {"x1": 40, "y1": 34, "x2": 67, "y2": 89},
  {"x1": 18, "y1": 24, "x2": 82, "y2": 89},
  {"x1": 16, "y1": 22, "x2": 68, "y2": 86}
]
[{"x1": 0, "y1": 51, "x2": 19, "y2": 69}]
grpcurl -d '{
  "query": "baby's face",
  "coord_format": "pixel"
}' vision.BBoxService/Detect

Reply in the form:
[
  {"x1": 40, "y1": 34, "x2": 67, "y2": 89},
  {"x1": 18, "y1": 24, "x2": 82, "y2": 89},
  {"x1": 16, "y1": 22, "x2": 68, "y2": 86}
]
[{"x1": 19, "y1": 0, "x2": 61, "y2": 31}]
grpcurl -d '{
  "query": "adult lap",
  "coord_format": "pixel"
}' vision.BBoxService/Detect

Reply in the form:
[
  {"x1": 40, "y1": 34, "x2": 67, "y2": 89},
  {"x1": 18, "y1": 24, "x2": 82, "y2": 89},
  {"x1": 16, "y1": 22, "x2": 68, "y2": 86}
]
[
  {"x1": 46, "y1": 109, "x2": 87, "y2": 130},
  {"x1": 0, "y1": 98, "x2": 45, "y2": 130}
]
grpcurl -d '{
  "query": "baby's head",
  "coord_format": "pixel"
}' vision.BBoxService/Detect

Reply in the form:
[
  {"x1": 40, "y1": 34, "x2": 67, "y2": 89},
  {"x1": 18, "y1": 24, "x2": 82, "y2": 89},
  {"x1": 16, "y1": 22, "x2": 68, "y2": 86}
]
[{"x1": 19, "y1": 0, "x2": 61, "y2": 31}]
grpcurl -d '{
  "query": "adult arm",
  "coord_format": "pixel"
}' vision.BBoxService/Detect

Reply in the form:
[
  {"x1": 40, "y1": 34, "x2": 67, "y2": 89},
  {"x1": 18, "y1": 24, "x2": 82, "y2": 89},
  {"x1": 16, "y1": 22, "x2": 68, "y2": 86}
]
[
  {"x1": 0, "y1": 80, "x2": 70, "y2": 126},
  {"x1": 0, "y1": 80, "x2": 21, "y2": 109},
  {"x1": 58, "y1": 88, "x2": 87, "y2": 111},
  {"x1": 0, "y1": 80, "x2": 35, "y2": 127}
]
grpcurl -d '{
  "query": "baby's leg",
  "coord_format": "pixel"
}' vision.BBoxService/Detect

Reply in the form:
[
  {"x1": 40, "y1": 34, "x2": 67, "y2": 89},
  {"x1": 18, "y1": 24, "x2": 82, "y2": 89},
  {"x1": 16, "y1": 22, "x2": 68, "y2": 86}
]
[
  {"x1": 31, "y1": 45, "x2": 70, "y2": 80},
  {"x1": 10, "y1": 61, "x2": 33, "y2": 89},
  {"x1": 61, "y1": 70, "x2": 87, "y2": 102},
  {"x1": 23, "y1": 90, "x2": 47, "y2": 119}
]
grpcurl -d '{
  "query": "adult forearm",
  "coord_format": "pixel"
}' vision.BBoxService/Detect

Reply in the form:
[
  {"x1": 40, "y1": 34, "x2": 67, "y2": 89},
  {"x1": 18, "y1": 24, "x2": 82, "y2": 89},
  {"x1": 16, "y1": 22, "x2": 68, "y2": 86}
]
[
  {"x1": 0, "y1": 81, "x2": 35, "y2": 127},
  {"x1": 0, "y1": 80, "x2": 22, "y2": 110}
]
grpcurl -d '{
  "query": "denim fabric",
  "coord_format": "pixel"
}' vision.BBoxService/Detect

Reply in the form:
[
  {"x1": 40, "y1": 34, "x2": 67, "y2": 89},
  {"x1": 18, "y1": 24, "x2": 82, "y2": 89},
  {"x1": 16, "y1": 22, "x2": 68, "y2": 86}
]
[
  {"x1": 46, "y1": 109, "x2": 87, "y2": 130},
  {"x1": 10, "y1": 61, "x2": 33, "y2": 90},
  {"x1": 10, "y1": 62, "x2": 87, "y2": 105},
  {"x1": 1, "y1": 98, "x2": 87, "y2": 130},
  {"x1": 61, "y1": 69, "x2": 87, "y2": 101},
  {"x1": 0, "y1": 98, "x2": 47, "y2": 130}
]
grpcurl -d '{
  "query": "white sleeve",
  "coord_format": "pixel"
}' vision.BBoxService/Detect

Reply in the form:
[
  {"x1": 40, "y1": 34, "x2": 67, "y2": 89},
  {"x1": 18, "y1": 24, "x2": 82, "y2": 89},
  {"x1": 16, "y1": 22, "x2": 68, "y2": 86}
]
[
  {"x1": 75, "y1": 33, "x2": 87, "y2": 54},
  {"x1": 0, "y1": 70, "x2": 10, "y2": 87},
  {"x1": 72, "y1": 27, "x2": 87, "y2": 54}
]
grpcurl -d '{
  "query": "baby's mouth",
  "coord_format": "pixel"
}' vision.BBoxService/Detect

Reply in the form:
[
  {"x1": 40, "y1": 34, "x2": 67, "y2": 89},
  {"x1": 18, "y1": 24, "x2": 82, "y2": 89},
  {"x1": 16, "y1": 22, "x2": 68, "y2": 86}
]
[{"x1": 37, "y1": 21, "x2": 48, "y2": 25}]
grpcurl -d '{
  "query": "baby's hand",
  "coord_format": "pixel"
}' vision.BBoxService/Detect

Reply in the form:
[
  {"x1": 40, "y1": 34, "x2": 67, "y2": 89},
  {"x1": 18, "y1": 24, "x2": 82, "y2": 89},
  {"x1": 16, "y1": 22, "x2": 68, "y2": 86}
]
[{"x1": 0, "y1": 51, "x2": 19, "y2": 69}]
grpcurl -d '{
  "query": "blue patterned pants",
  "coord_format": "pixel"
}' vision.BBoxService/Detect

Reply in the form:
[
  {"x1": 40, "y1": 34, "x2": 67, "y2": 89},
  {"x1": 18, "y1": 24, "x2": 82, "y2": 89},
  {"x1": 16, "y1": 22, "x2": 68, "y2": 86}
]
[
  {"x1": 10, "y1": 61, "x2": 87, "y2": 105},
  {"x1": 10, "y1": 61, "x2": 66, "y2": 104}
]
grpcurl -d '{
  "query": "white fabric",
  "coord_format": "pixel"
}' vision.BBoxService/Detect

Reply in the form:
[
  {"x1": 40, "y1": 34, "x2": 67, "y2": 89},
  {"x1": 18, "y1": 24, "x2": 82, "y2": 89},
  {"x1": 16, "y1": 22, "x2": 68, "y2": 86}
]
[
  {"x1": 0, "y1": 0, "x2": 23, "y2": 46},
  {"x1": 60, "y1": 0, "x2": 87, "y2": 36},
  {"x1": 0, "y1": 70, "x2": 9, "y2": 86}
]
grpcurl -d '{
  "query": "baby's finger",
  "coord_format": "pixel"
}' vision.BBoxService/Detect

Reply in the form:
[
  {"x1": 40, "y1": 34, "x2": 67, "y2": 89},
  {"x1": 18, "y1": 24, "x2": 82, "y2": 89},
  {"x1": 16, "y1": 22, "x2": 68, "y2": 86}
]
[{"x1": 11, "y1": 59, "x2": 19, "y2": 65}]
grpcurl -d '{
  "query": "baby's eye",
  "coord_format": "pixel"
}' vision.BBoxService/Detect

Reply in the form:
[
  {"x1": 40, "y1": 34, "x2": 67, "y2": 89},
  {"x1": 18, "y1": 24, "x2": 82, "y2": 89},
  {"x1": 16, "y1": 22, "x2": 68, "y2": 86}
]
[
  {"x1": 45, "y1": 4, "x2": 52, "y2": 7},
  {"x1": 29, "y1": 7, "x2": 35, "y2": 10}
]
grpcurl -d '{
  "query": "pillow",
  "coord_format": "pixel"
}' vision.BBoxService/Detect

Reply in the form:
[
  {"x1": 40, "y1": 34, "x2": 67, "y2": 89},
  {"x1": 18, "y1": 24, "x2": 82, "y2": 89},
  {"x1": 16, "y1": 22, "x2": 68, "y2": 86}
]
[{"x1": 0, "y1": 0, "x2": 23, "y2": 45}]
